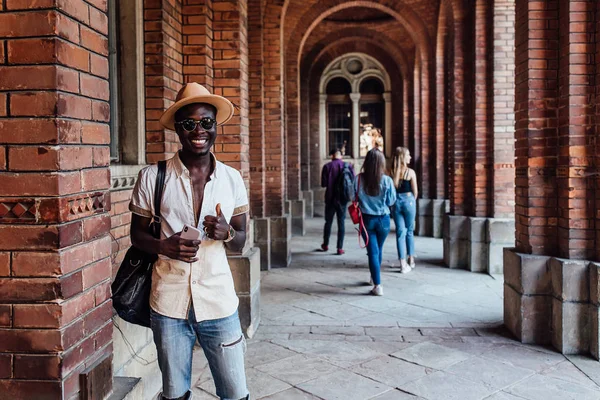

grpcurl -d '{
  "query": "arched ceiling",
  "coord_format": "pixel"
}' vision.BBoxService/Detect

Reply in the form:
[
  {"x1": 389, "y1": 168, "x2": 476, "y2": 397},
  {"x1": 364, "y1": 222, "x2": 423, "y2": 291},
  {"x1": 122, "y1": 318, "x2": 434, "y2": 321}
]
[
  {"x1": 300, "y1": 22, "x2": 414, "y2": 75},
  {"x1": 300, "y1": 27, "x2": 413, "y2": 79},
  {"x1": 282, "y1": 0, "x2": 442, "y2": 68}
]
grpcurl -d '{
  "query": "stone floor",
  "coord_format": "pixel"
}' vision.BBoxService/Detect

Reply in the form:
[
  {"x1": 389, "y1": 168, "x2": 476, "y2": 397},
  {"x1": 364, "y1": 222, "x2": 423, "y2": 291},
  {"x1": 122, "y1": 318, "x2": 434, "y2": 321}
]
[{"x1": 191, "y1": 218, "x2": 600, "y2": 400}]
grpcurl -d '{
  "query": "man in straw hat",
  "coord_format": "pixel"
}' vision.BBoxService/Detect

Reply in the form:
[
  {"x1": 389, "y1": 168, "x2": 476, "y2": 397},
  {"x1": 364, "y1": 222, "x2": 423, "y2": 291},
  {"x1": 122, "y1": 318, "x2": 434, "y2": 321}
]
[{"x1": 128, "y1": 82, "x2": 250, "y2": 400}]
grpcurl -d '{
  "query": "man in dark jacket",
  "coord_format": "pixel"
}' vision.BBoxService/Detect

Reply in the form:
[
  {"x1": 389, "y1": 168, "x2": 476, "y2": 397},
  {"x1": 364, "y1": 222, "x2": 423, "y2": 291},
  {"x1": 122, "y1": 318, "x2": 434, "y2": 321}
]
[{"x1": 321, "y1": 148, "x2": 354, "y2": 255}]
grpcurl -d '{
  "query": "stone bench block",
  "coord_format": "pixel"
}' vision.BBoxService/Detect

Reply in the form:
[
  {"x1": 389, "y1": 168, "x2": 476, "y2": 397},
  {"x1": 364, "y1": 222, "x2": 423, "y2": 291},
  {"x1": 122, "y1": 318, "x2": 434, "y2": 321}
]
[
  {"x1": 552, "y1": 299, "x2": 590, "y2": 354},
  {"x1": 589, "y1": 264, "x2": 600, "y2": 360},
  {"x1": 468, "y1": 217, "x2": 487, "y2": 273},
  {"x1": 443, "y1": 215, "x2": 469, "y2": 269},
  {"x1": 504, "y1": 284, "x2": 552, "y2": 344},
  {"x1": 550, "y1": 258, "x2": 589, "y2": 302},
  {"x1": 417, "y1": 198, "x2": 434, "y2": 237},
  {"x1": 290, "y1": 199, "x2": 306, "y2": 237},
  {"x1": 302, "y1": 190, "x2": 314, "y2": 218},
  {"x1": 254, "y1": 218, "x2": 271, "y2": 271},
  {"x1": 230, "y1": 247, "x2": 261, "y2": 338},
  {"x1": 503, "y1": 248, "x2": 552, "y2": 295}
]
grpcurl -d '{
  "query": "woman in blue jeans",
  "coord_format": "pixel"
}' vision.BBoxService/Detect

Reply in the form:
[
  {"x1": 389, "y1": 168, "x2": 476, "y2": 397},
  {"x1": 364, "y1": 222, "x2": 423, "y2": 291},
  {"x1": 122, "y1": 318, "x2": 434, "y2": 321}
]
[
  {"x1": 390, "y1": 147, "x2": 419, "y2": 273},
  {"x1": 355, "y1": 149, "x2": 397, "y2": 296}
]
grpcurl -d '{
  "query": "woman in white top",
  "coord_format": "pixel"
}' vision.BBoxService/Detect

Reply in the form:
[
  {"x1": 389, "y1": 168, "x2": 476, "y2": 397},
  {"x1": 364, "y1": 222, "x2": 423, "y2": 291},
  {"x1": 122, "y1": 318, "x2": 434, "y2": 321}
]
[{"x1": 390, "y1": 147, "x2": 419, "y2": 273}]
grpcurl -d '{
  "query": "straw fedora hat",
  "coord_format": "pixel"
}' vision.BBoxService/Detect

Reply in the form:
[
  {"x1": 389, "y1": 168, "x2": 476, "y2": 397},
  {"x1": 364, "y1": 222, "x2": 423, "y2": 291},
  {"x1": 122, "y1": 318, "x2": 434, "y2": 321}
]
[{"x1": 159, "y1": 82, "x2": 235, "y2": 130}]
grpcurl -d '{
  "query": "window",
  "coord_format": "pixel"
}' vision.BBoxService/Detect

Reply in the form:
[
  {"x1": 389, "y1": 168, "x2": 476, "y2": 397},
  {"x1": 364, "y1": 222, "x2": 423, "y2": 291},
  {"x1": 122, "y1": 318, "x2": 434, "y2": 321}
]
[{"x1": 327, "y1": 104, "x2": 351, "y2": 157}]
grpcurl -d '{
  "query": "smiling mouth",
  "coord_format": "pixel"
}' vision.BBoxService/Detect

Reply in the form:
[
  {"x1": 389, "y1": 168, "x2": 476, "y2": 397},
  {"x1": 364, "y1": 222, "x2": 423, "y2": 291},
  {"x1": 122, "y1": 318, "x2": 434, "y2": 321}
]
[{"x1": 191, "y1": 138, "x2": 208, "y2": 146}]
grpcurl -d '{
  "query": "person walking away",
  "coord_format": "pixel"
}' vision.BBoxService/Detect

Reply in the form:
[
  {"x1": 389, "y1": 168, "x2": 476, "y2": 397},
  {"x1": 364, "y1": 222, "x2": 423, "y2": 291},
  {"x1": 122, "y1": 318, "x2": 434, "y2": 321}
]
[
  {"x1": 355, "y1": 148, "x2": 397, "y2": 296},
  {"x1": 390, "y1": 146, "x2": 419, "y2": 273},
  {"x1": 321, "y1": 148, "x2": 355, "y2": 255},
  {"x1": 129, "y1": 82, "x2": 250, "y2": 400}
]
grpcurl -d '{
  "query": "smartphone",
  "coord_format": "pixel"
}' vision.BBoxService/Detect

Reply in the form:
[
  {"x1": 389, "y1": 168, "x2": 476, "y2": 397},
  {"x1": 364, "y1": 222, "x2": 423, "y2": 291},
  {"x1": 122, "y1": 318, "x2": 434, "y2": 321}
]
[{"x1": 181, "y1": 225, "x2": 202, "y2": 241}]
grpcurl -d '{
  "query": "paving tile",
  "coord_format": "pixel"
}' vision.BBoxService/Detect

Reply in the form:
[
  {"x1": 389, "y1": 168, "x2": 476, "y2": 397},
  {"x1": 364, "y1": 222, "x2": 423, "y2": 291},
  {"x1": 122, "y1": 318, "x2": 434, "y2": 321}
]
[
  {"x1": 354, "y1": 341, "x2": 416, "y2": 355},
  {"x1": 506, "y1": 373, "x2": 600, "y2": 400},
  {"x1": 391, "y1": 342, "x2": 472, "y2": 369},
  {"x1": 420, "y1": 328, "x2": 478, "y2": 336},
  {"x1": 399, "y1": 371, "x2": 496, "y2": 400},
  {"x1": 289, "y1": 333, "x2": 347, "y2": 341},
  {"x1": 297, "y1": 370, "x2": 391, "y2": 400},
  {"x1": 445, "y1": 356, "x2": 534, "y2": 390},
  {"x1": 348, "y1": 313, "x2": 404, "y2": 327},
  {"x1": 255, "y1": 354, "x2": 341, "y2": 385},
  {"x1": 244, "y1": 341, "x2": 298, "y2": 368},
  {"x1": 190, "y1": 387, "x2": 217, "y2": 399},
  {"x1": 310, "y1": 325, "x2": 365, "y2": 336},
  {"x1": 566, "y1": 355, "x2": 600, "y2": 387},
  {"x1": 365, "y1": 327, "x2": 420, "y2": 337},
  {"x1": 371, "y1": 390, "x2": 424, "y2": 399},
  {"x1": 540, "y1": 360, "x2": 600, "y2": 391},
  {"x1": 482, "y1": 391, "x2": 525, "y2": 400},
  {"x1": 260, "y1": 387, "x2": 322, "y2": 399},
  {"x1": 258, "y1": 325, "x2": 311, "y2": 334},
  {"x1": 316, "y1": 303, "x2": 374, "y2": 320},
  {"x1": 481, "y1": 344, "x2": 565, "y2": 372},
  {"x1": 304, "y1": 340, "x2": 383, "y2": 368},
  {"x1": 350, "y1": 356, "x2": 431, "y2": 387},
  {"x1": 197, "y1": 368, "x2": 291, "y2": 400}
]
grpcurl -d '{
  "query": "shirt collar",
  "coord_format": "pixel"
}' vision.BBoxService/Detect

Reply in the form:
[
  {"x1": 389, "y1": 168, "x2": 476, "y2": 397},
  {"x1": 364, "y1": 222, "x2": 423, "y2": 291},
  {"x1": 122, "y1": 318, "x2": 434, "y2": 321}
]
[{"x1": 173, "y1": 151, "x2": 219, "y2": 179}]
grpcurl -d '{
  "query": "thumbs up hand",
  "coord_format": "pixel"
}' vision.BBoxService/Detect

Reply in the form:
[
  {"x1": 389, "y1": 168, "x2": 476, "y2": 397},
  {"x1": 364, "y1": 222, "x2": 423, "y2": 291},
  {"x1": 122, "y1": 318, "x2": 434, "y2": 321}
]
[{"x1": 202, "y1": 203, "x2": 229, "y2": 241}]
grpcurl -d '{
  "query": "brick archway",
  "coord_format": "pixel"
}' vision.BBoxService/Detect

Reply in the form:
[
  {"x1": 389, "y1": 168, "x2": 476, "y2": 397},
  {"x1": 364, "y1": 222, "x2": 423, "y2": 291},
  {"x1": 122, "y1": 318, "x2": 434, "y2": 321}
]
[
  {"x1": 304, "y1": 38, "x2": 405, "y2": 193},
  {"x1": 282, "y1": 0, "x2": 434, "y2": 204}
]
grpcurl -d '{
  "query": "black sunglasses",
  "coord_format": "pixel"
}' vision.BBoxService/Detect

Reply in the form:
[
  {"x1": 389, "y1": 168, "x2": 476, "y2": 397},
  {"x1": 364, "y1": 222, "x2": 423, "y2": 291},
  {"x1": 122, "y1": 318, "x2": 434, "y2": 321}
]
[{"x1": 175, "y1": 117, "x2": 217, "y2": 132}]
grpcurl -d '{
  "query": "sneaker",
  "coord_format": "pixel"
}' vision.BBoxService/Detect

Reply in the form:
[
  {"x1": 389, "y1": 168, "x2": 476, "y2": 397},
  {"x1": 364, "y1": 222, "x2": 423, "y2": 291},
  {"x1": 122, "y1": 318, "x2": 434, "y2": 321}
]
[
  {"x1": 408, "y1": 256, "x2": 416, "y2": 269},
  {"x1": 336, "y1": 249, "x2": 345, "y2": 255},
  {"x1": 400, "y1": 259, "x2": 412, "y2": 274},
  {"x1": 370, "y1": 285, "x2": 383, "y2": 296},
  {"x1": 321, "y1": 244, "x2": 328, "y2": 251}
]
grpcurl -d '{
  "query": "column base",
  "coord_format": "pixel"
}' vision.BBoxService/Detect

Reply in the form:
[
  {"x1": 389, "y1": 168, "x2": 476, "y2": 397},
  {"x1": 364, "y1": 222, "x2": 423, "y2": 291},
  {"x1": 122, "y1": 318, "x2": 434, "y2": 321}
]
[
  {"x1": 416, "y1": 199, "x2": 433, "y2": 237},
  {"x1": 290, "y1": 199, "x2": 306, "y2": 237},
  {"x1": 255, "y1": 216, "x2": 292, "y2": 270},
  {"x1": 504, "y1": 249, "x2": 600, "y2": 358},
  {"x1": 302, "y1": 190, "x2": 314, "y2": 218},
  {"x1": 229, "y1": 247, "x2": 261, "y2": 338},
  {"x1": 443, "y1": 215, "x2": 515, "y2": 274},
  {"x1": 313, "y1": 188, "x2": 326, "y2": 217},
  {"x1": 443, "y1": 215, "x2": 469, "y2": 269}
]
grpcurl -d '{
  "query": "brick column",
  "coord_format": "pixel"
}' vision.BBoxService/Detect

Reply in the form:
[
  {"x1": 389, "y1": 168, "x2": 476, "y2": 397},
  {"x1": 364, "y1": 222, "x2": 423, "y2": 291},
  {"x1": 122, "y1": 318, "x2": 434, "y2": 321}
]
[
  {"x1": 183, "y1": 0, "x2": 214, "y2": 89},
  {"x1": 505, "y1": 0, "x2": 600, "y2": 358},
  {"x1": 255, "y1": 2, "x2": 291, "y2": 269},
  {"x1": 208, "y1": 0, "x2": 261, "y2": 336},
  {"x1": 144, "y1": 0, "x2": 184, "y2": 163},
  {"x1": 492, "y1": 0, "x2": 516, "y2": 219},
  {"x1": 0, "y1": 2, "x2": 113, "y2": 398}
]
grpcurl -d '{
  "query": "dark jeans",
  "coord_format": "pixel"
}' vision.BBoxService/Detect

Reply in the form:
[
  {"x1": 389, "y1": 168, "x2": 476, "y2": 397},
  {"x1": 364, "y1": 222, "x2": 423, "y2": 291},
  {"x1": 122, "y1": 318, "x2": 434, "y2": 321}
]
[
  {"x1": 361, "y1": 214, "x2": 391, "y2": 285},
  {"x1": 323, "y1": 201, "x2": 346, "y2": 250}
]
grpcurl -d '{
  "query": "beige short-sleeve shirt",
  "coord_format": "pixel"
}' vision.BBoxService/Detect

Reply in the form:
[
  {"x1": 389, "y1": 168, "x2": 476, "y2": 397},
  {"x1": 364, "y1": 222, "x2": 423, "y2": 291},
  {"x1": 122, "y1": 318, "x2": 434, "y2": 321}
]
[{"x1": 129, "y1": 153, "x2": 249, "y2": 321}]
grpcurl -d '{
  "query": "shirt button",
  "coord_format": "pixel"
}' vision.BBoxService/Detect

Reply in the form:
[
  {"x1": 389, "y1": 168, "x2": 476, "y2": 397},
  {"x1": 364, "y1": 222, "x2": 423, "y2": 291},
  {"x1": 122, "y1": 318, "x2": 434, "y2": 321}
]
[{"x1": 192, "y1": 280, "x2": 197, "y2": 284}]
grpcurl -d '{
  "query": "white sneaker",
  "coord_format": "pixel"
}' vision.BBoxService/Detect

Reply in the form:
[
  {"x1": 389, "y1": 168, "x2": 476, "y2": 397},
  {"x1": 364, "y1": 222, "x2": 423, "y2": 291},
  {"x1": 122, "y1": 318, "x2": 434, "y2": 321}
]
[
  {"x1": 408, "y1": 256, "x2": 416, "y2": 269},
  {"x1": 370, "y1": 285, "x2": 383, "y2": 296},
  {"x1": 400, "y1": 259, "x2": 412, "y2": 274}
]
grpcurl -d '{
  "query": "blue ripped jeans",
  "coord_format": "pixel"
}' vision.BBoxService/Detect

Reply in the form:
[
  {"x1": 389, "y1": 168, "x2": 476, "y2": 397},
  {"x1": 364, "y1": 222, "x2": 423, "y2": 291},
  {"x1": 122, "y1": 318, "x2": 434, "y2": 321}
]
[
  {"x1": 361, "y1": 214, "x2": 391, "y2": 285},
  {"x1": 150, "y1": 308, "x2": 249, "y2": 400},
  {"x1": 392, "y1": 192, "x2": 416, "y2": 260}
]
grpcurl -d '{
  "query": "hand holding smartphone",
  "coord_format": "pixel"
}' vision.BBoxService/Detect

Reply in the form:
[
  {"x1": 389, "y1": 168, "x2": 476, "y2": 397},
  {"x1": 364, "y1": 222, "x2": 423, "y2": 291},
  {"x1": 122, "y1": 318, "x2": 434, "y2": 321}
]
[{"x1": 181, "y1": 225, "x2": 202, "y2": 241}]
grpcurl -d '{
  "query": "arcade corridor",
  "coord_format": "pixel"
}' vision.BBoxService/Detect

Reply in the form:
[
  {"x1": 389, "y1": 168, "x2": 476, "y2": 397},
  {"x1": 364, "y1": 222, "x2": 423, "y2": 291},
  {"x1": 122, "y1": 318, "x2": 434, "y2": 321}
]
[{"x1": 1, "y1": 0, "x2": 600, "y2": 398}]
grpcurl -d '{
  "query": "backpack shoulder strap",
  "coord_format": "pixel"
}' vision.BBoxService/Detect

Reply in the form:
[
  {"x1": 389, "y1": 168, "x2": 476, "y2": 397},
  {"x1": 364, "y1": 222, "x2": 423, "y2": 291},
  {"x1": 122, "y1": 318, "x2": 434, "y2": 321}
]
[{"x1": 151, "y1": 160, "x2": 167, "y2": 238}]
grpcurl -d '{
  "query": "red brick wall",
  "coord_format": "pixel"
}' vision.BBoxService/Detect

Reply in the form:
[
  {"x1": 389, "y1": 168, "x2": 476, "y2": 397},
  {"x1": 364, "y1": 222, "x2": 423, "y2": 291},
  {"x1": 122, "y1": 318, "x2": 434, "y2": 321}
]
[
  {"x1": 596, "y1": 2, "x2": 600, "y2": 262},
  {"x1": 0, "y1": 1, "x2": 113, "y2": 397},
  {"x1": 262, "y1": 2, "x2": 286, "y2": 216},
  {"x1": 144, "y1": 0, "x2": 184, "y2": 164},
  {"x1": 183, "y1": 0, "x2": 214, "y2": 90},
  {"x1": 492, "y1": 0, "x2": 516, "y2": 218},
  {"x1": 248, "y1": 0, "x2": 266, "y2": 217},
  {"x1": 514, "y1": 0, "x2": 560, "y2": 255},
  {"x1": 435, "y1": 0, "x2": 451, "y2": 199},
  {"x1": 557, "y1": 0, "x2": 596, "y2": 259}
]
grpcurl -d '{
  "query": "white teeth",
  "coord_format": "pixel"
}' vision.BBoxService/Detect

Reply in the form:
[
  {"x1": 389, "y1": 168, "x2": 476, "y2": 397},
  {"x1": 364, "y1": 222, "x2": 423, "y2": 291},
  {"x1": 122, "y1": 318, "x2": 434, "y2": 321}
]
[{"x1": 191, "y1": 139, "x2": 207, "y2": 145}]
